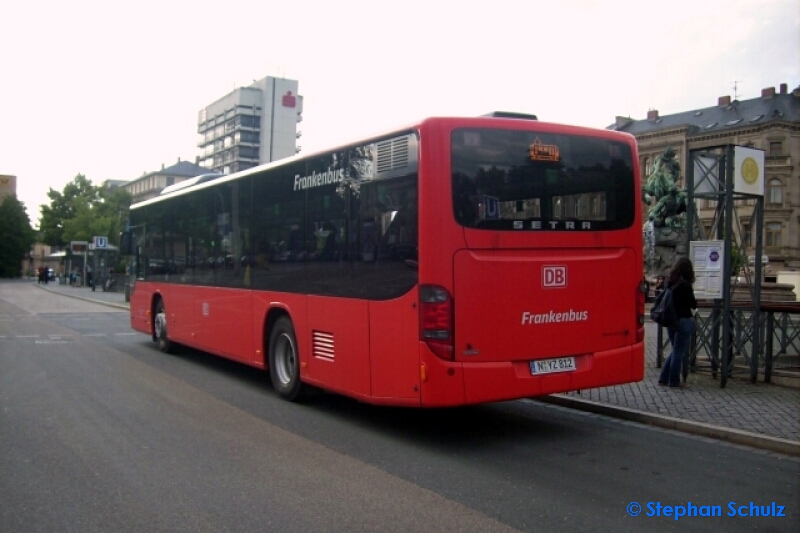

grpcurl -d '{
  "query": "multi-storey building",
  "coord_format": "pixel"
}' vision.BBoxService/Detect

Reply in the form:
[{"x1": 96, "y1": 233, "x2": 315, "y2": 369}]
[
  {"x1": 0, "y1": 174, "x2": 16, "y2": 205},
  {"x1": 611, "y1": 83, "x2": 800, "y2": 269},
  {"x1": 121, "y1": 159, "x2": 210, "y2": 204},
  {"x1": 197, "y1": 76, "x2": 303, "y2": 175}
]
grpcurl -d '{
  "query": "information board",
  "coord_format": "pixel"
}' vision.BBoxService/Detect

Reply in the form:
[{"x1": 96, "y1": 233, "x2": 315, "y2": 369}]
[{"x1": 690, "y1": 240, "x2": 724, "y2": 300}]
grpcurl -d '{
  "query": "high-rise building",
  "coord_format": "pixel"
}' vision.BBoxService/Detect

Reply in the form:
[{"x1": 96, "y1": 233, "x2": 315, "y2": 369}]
[
  {"x1": 0, "y1": 174, "x2": 17, "y2": 204},
  {"x1": 611, "y1": 83, "x2": 800, "y2": 269},
  {"x1": 197, "y1": 76, "x2": 303, "y2": 175}
]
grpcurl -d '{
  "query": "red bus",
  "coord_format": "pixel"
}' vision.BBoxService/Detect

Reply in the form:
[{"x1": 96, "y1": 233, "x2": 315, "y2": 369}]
[{"x1": 125, "y1": 114, "x2": 645, "y2": 406}]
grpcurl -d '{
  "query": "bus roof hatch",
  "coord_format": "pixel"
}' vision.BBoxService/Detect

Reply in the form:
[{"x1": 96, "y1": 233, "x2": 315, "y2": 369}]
[{"x1": 481, "y1": 111, "x2": 538, "y2": 120}]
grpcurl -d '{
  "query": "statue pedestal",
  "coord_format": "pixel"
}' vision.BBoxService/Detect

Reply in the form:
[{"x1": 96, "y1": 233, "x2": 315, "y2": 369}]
[{"x1": 731, "y1": 280, "x2": 796, "y2": 302}]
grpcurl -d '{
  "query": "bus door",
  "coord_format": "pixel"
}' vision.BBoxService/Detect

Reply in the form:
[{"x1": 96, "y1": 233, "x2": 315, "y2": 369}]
[
  {"x1": 368, "y1": 292, "x2": 420, "y2": 401},
  {"x1": 363, "y1": 172, "x2": 420, "y2": 401}
]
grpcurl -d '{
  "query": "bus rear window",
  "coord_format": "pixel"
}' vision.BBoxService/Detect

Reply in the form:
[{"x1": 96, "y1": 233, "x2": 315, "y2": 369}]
[{"x1": 451, "y1": 129, "x2": 635, "y2": 230}]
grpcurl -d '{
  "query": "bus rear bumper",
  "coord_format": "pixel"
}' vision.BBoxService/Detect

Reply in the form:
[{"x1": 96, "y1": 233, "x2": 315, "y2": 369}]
[{"x1": 457, "y1": 343, "x2": 645, "y2": 405}]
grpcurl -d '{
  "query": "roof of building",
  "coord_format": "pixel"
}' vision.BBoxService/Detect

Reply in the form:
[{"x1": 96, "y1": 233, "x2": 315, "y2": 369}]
[
  {"x1": 609, "y1": 84, "x2": 800, "y2": 136},
  {"x1": 126, "y1": 160, "x2": 209, "y2": 185},
  {"x1": 102, "y1": 179, "x2": 129, "y2": 189}
]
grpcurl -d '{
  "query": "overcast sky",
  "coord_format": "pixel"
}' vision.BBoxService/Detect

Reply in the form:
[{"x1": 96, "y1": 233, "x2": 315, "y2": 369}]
[{"x1": 2, "y1": 0, "x2": 798, "y2": 226}]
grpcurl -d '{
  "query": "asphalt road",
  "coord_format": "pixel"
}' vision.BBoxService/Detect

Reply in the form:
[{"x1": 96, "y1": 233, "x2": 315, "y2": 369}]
[{"x1": 1, "y1": 281, "x2": 798, "y2": 533}]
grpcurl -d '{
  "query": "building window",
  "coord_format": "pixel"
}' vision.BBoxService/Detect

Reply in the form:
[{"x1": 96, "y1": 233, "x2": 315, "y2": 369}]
[
  {"x1": 241, "y1": 115, "x2": 259, "y2": 128},
  {"x1": 768, "y1": 179, "x2": 783, "y2": 205},
  {"x1": 766, "y1": 222, "x2": 782, "y2": 247},
  {"x1": 769, "y1": 141, "x2": 782, "y2": 156}
]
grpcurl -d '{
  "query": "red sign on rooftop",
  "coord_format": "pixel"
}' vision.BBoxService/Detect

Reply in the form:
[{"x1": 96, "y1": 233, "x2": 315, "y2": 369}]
[{"x1": 282, "y1": 91, "x2": 296, "y2": 108}]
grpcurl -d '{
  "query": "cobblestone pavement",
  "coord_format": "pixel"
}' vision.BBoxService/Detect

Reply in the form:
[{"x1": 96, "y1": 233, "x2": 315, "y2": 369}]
[{"x1": 34, "y1": 282, "x2": 800, "y2": 447}]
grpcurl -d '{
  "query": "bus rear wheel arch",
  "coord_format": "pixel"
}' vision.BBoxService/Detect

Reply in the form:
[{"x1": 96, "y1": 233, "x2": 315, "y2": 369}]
[{"x1": 268, "y1": 316, "x2": 305, "y2": 402}]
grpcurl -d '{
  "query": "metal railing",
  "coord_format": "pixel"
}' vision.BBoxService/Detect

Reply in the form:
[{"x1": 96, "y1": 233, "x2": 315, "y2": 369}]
[{"x1": 655, "y1": 303, "x2": 800, "y2": 386}]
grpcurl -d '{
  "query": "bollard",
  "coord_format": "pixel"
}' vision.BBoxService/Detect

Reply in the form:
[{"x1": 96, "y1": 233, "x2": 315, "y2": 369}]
[{"x1": 124, "y1": 283, "x2": 131, "y2": 303}]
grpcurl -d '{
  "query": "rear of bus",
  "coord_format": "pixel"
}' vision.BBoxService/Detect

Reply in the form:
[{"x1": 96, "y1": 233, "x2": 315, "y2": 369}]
[{"x1": 416, "y1": 117, "x2": 645, "y2": 406}]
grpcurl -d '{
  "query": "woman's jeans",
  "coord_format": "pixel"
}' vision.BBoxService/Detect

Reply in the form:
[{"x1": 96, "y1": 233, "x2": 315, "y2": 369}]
[{"x1": 659, "y1": 317, "x2": 695, "y2": 387}]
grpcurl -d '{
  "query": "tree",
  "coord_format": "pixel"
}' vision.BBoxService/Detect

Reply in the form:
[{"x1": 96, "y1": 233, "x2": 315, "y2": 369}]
[
  {"x1": 39, "y1": 174, "x2": 131, "y2": 247},
  {"x1": 0, "y1": 196, "x2": 36, "y2": 278},
  {"x1": 95, "y1": 186, "x2": 132, "y2": 247},
  {"x1": 39, "y1": 174, "x2": 100, "y2": 246}
]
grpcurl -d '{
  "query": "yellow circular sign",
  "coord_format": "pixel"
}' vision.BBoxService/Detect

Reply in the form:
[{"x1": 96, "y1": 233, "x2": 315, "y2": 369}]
[{"x1": 741, "y1": 157, "x2": 760, "y2": 184}]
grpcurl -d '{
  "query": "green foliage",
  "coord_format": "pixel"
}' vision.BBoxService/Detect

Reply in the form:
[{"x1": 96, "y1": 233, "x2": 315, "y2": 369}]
[
  {"x1": 39, "y1": 174, "x2": 131, "y2": 248},
  {"x1": 39, "y1": 174, "x2": 99, "y2": 246},
  {"x1": 0, "y1": 196, "x2": 36, "y2": 277},
  {"x1": 97, "y1": 186, "x2": 132, "y2": 247},
  {"x1": 730, "y1": 244, "x2": 745, "y2": 277}
]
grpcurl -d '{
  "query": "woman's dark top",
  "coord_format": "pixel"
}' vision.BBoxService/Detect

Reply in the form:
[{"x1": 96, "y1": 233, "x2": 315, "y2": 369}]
[{"x1": 670, "y1": 280, "x2": 697, "y2": 318}]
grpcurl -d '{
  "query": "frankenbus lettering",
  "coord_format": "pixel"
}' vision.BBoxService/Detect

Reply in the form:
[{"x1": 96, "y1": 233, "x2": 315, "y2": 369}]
[
  {"x1": 521, "y1": 310, "x2": 589, "y2": 325},
  {"x1": 293, "y1": 168, "x2": 345, "y2": 191}
]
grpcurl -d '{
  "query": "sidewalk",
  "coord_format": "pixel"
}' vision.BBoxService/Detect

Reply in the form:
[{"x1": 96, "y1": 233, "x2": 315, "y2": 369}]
[
  {"x1": 35, "y1": 279, "x2": 129, "y2": 310},
  {"x1": 546, "y1": 321, "x2": 799, "y2": 456},
  {"x1": 544, "y1": 320, "x2": 800, "y2": 456},
  {"x1": 35, "y1": 281, "x2": 800, "y2": 456}
]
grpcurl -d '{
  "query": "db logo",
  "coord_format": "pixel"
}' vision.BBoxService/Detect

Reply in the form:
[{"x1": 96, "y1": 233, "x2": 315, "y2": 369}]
[{"x1": 542, "y1": 265, "x2": 567, "y2": 288}]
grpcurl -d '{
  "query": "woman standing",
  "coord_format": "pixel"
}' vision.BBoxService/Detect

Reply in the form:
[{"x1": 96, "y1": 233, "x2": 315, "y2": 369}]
[{"x1": 658, "y1": 257, "x2": 698, "y2": 388}]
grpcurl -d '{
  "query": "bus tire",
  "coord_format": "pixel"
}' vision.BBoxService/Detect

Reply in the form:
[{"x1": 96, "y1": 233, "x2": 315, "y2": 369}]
[
  {"x1": 268, "y1": 316, "x2": 305, "y2": 401},
  {"x1": 154, "y1": 299, "x2": 176, "y2": 354}
]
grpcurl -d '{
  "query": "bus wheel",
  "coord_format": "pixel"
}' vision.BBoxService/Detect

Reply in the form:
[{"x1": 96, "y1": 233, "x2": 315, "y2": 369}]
[
  {"x1": 154, "y1": 299, "x2": 175, "y2": 354},
  {"x1": 269, "y1": 317, "x2": 305, "y2": 401}
]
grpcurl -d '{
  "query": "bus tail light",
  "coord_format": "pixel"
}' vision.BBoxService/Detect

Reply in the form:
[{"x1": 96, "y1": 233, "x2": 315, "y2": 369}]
[
  {"x1": 420, "y1": 285, "x2": 454, "y2": 361},
  {"x1": 637, "y1": 278, "x2": 646, "y2": 343}
]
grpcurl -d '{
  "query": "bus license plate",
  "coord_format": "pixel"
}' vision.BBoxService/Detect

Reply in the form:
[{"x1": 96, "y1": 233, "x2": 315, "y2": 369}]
[{"x1": 530, "y1": 356, "x2": 576, "y2": 375}]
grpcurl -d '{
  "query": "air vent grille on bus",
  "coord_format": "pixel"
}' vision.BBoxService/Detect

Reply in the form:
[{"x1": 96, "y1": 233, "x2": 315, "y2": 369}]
[
  {"x1": 312, "y1": 330, "x2": 335, "y2": 361},
  {"x1": 376, "y1": 137, "x2": 409, "y2": 173}
]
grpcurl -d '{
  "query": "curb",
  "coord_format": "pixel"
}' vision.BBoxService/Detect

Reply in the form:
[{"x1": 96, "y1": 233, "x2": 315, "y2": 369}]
[
  {"x1": 34, "y1": 284, "x2": 129, "y2": 311},
  {"x1": 538, "y1": 395, "x2": 800, "y2": 457}
]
